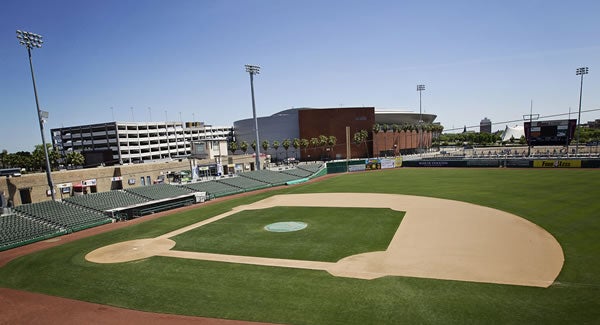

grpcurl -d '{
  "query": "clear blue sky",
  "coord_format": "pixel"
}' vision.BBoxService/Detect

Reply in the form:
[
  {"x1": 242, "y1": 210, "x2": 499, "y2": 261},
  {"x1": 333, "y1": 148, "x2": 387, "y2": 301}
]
[{"x1": 1, "y1": 0, "x2": 599, "y2": 152}]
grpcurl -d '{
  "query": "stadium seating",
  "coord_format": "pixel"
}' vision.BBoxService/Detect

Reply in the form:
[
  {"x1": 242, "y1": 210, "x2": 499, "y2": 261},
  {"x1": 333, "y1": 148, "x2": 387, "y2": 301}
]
[
  {"x1": 0, "y1": 214, "x2": 63, "y2": 251},
  {"x1": 65, "y1": 191, "x2": 150, "y2": 212},
  {"x1": 297, "y1": 162, "x2": 325, "y2": 173},
  {"x1": 125, "y1": 183, "x2": 195, "y2": 201},
  {"x1": 239, "y1": 170, "x2": 300, "y2": 186},
  {"x1": 216, "y1": 176, "x2": 270, "y2": 192},
  {"x1": 279, "y1": 168, "x2": 313, "y2": 178},
  {"x1": 182, "y1": 180, "x2": 243, "y2": 198},
  {"x1": 13, "y1": 200, "x2": 113, "y2": 232}
]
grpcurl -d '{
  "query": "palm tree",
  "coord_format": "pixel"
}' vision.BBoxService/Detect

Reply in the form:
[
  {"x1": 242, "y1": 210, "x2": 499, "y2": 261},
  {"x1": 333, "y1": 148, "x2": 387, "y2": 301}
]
[
  {"x1": 65, "y1": 151, "x2": 85, "y2": 166},
  {"x1": 327, "y1": 135, "x2": 337, "y2": 159},
  {"x1": 272, "y1": 140, "x2": 280, "y2": 160},
  {"x1": 261, "y1": 140, "x2": 269, "y2": 154},
  {"x1": 353, "y1": 129, "x2": 370, "y2": 158},
  {"x1": 251, "y1": 140, "x2": 257, "y2": 154},
  {"x1": 282, "y1": 138, "x2": 291, "y2": 158},
  {"x1": 228, "y1": 141, "x2": 238, "y2": 154},
  {"x1": 318, "y1": 135, "x2": 328, "y2": 158},
  {"x1": 240, "y1": 141, "x2": 249, "y2": 154},
  {"x1": 292, "y1": 138, "x2": 300, "y2": 158},
  {"x1": 300, "y1": 138, "x2": 309, "y2": 156}
]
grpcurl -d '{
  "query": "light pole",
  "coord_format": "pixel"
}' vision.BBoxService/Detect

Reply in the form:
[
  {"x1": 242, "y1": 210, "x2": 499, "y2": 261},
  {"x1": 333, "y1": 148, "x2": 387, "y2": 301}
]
[
  {"x1": 417, "y1": 84, "x2": 425, "y2": 155},
  {"x1": 16, "y1": 30, "x2": 56, "y2": 201},
  {"x1": 575, "y1": 67, "x2": 589, "y2": 156},
  {"x1": 245, "y1": 64, "x2": 261, "y2": 170}
]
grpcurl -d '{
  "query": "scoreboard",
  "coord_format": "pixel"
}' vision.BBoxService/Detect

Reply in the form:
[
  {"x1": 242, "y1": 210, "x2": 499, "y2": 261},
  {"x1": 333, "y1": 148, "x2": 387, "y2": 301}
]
[{"x1": 524, "y1": 119, "x2": 576, "y2": 146}]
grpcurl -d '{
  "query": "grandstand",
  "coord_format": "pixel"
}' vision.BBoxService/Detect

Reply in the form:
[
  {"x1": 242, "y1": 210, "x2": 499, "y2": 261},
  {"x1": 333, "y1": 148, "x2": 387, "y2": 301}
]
[
  {"x1": 65, "y1": 191, "x2": 150, "y2": 212},
  {"x1": 182, "y1": 181, "x2": 243, "y2": 198},
  {"x1": 1, "y1": 160, "x2": 328, "y2": 251},
  {"x1": 125, "y1": 183, "x2": 195, "y2": 201},
  {"x1": 279, "y1": 168, "x2": 313, "y2": 178},
  {"x1": 0, "y1": 214, "x2": 64, "y2": 251},
  {"x1": 239, "y1": 170, "x2": 300, "y2": 186},
  {"x1": 13, "y1": 200, "x2": 112, "y2": 232},
  {"x1": 297, "y1": 162, "x2": 325, "y2": 173},
  {"x1": 216, "y1": 176, "x2": 271, "y2": 192}
]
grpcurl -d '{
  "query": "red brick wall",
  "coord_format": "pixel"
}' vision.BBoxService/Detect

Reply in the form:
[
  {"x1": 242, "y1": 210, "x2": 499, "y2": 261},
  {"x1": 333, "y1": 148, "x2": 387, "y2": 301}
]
[
  {"x1": 298, "y1": 107, "x2": 375, "y2": 160},
  {"x1": 372, "y1": 131, "x2": 432, "y2": 156}
]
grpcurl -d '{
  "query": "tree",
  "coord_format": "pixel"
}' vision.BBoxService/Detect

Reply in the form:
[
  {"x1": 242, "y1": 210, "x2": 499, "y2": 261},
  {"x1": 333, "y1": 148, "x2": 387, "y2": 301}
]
[
  {"x1": 327, "y1": 135, "x2": 337, "y2": 159},
  {"x1": 228, "y1": 141, "x2": 238, "y2": 154},
  {"x1": 353, "y1": 129, "x2": 370, "y2": 158},
  {"x1": 272, "y1": 140, "x2": 280, "y2": 160},
  {"x1": 318, "y1": 135, "x2": 328, "y2": 158},
  {"x1": 0, "y1": 149, "x2": 7, "y2": 169},
  {"x1": 240, "y1": 141, "x2": 249, "y2": 154},
  {"x1": 32, "y1": 144, "x2": 60, "y2": 171},
  {"x1": 372, "y1": 123, "x2": 381, "y2": 134},
  {"x1": 251, "y1": 140, "x2": 257, "y2": 153},
  {"x1": 292, "y1": 138, "x2": 300, "y2": 157},
  {"x1": 282, "y1": 139, "x2": 291, "y2": 158},
  {"x1": 309, "y1": 138, "x2": 319, "y2": 159},
  {"x1": 65, "y1": 151, "x2": 85, "y2": 166},
  {"x1": 300, "y1": 138, "x2": 309, "y2": 156},
  {"x1": 261, "y1": 140, "x2": 269, "y2": 153}
]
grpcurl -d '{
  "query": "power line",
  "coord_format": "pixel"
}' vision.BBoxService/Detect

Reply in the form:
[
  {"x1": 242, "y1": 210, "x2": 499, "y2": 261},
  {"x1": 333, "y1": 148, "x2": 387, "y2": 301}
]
[{"x1": 444, "y1": 108, "x2": 600, "y2": 133}]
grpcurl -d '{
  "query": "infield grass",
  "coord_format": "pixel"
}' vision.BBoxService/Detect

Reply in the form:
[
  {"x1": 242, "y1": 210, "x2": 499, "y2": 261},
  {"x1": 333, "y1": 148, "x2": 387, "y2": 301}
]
[
  {"x1": 0, "y1": 168, "x2": 599, "y2": 324},
  {"x1": 172, "y1": 207, "x2": 404, "y2": 261}
]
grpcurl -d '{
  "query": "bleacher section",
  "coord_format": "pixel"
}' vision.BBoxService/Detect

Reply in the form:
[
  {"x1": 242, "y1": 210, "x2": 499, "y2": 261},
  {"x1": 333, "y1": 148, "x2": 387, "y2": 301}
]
[
  {"x1": 125, "y1": 183, "x2": 195, "y2": 201},
  {"x1": 239, "y1": 170, "x2": 300, "y2": 186},
  {"x1": 13, "y1": 200, "x2": 113, "y2": 232},
  {"x1": 1, "y1": 161, "x2": 329, "y2": 252},
  {"x1": 65, "y1": 191, "x2": 149, "y2": 212},
  {"x1": 216, "y1": 176, "x2": 270, "y2": 192},
  {"x1": 297, "y1": 162, "x2": 325, "y2": 173},
  {"x1": 182, "y1": 181, "x2": 243, "y2": 198},
  {"x1": 279, "y1": 168, "x2": 313, "y2": 178},
  {"x1": 0, "y1": 214, "x2": 63, "y2": 251}
]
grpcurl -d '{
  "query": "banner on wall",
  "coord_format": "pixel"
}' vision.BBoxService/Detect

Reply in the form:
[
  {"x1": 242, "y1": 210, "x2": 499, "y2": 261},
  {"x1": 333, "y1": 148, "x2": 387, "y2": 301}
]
[
  {"x1": 348, "y1": 164, "x2": 366, "y2": 172},
  {"x1": 365, "y1": 158, "x2": 381, "y2": 170},
  {"x1": 533, "y1": 160, "x2": 581, "y2": 168},
  {"x1": 380, "y1": 158, "x2": 395, "y2": 169},
  {"x1": 395, "y1": 157, "x2": 403, "y2": 167},
  {"x1": 82, "y1": 179, "x2": 97, "y2": 186}
]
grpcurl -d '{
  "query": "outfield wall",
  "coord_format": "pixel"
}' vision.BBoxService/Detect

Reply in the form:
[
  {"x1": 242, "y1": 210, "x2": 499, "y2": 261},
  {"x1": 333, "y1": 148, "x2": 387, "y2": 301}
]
[{"x1": 402, "y1": 159, "x2": 600, "y2": 168}]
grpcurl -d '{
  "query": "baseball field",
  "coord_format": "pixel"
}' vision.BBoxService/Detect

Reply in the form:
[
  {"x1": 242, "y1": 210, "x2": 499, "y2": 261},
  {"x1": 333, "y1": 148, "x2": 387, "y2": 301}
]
[{"x1": 1, "y1": 168, "x2": 599, "y2": 324}]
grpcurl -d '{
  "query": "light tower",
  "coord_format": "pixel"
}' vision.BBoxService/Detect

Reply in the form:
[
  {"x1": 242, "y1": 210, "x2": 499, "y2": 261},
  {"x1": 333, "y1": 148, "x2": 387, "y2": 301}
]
[
  {"x1": 245, "y1": 64, "x2": 261, "y2": 170},
  {"x1": 16, "y1": 30, "x2": 56, "y2": 201},
  {"x1": 417, "y1": 84, "x2": 425, "y2": 154},
  {"x1": 575, "y1": 67, "x2": 589, "y2": 156}
]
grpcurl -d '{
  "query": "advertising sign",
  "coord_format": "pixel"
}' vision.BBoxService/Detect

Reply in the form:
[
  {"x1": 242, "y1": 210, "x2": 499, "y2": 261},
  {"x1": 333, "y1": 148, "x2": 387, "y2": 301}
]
[
  {"x1": 380, "y1": 158, "x2": 395, "y2": 169},
  {"x1": 533, "y1": 160, "x2": 581, "y2": 168},
  {"x1": 82, "y1": 179, "x2": 97, "y2": 186}
]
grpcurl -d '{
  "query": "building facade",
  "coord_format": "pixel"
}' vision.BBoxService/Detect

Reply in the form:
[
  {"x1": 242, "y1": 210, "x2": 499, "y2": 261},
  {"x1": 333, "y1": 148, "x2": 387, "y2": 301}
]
[
  {"x1": 480, "y1": 117, "x2": 492, "y2": 134},
  {"x1": 233, "y1": 107, "x2": 438, "y2": 161},
  {"x1": 51, "y1": 122, "x2": 232, "y2": 166}
]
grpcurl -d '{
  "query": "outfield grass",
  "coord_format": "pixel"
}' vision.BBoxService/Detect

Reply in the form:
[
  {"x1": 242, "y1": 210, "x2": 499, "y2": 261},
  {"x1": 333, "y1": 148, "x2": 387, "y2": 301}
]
[
  {"x1": 1, "y1": 168, "x2": 599, "y2": 324},
  {"x1": 172, "y1": 207, "x2": 404, "y2": 262}
]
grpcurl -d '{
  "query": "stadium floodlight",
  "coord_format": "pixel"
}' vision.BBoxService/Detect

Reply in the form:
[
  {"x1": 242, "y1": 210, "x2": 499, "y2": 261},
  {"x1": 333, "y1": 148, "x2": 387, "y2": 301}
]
[
  {"x1": 417, "y1": 84, "x2": 425, "y2": 155},
  {"x1": 575, "y1": 67, "x2": 589, "y2": 156},
  {"x1": 16, "y1": 30, "x2": 56, "y2": 201},
  {"x1": 245, "y1": 64, "x2": 261, "y2": 170}
]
